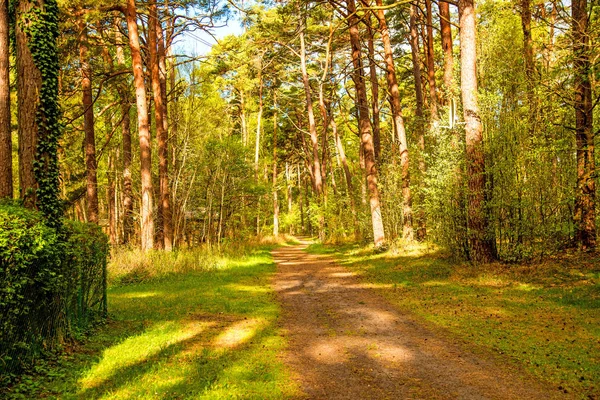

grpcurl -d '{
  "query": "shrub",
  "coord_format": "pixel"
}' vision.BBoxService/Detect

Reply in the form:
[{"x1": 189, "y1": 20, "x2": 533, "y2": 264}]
[{"x1": 0, "y1": 203, "x2": 109, "y2": 383}]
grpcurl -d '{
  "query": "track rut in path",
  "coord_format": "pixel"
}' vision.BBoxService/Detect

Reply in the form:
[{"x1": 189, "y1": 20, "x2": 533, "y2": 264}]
[{"x1": 272, "y1": 241, "x2": 568, "y2": 400}]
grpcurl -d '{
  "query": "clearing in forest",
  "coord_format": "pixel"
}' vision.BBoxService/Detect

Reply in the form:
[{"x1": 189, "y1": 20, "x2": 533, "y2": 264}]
[{"x1": 273, "y1": 240, "x2": 569, "y2": 400}]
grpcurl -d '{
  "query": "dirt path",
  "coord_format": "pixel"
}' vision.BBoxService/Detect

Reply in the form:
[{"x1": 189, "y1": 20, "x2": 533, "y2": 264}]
[{"x1": 272, "y1": 241, "x2": 568, "y2": 400}]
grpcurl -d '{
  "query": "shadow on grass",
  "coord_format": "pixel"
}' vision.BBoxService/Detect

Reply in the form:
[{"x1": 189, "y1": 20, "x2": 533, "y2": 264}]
[{"x1": 4, "y1": 250, "x2": 296, "y2": 400}]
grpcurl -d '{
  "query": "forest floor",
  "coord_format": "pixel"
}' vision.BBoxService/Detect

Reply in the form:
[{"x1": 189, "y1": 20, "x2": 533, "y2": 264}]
[{"x1": 4, "y1": 239, "x2": 598, "y2": 399}]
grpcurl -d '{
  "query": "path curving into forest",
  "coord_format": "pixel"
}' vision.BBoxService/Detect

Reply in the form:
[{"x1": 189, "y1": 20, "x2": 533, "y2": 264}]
[{"x1": 272, "y1": 240, "x2": 568, "y2": 400}]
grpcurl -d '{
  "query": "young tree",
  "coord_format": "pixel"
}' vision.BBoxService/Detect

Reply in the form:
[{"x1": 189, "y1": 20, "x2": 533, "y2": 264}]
[{"x1": 459, "y1": 0, "x2": 495, "y2": 262}]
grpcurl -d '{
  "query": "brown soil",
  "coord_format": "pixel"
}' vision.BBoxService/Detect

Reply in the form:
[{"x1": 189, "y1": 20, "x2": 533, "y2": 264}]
[{"x1": 273, "y1": 240, "x2": 570, "y2": 400}]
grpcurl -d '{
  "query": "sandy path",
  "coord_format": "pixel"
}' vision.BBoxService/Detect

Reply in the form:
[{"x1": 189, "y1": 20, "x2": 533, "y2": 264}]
[{"x1": 272, "y1": 241, "x2": 568, "y2": 400}]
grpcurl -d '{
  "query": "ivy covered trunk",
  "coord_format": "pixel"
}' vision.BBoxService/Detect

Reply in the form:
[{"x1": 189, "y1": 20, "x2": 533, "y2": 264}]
[
  {"x1": 346, "y1": 0, "x2": 385, "y2": 249},
  {"x1": 16, "y1": 0, "x2": 41, "y2": 207},
  {"x1": 0, "y1": 0, "x2": 11, "y2": 199},
  {"x1": 459, "y1": 0, "x2": 496, "y2": 263},
  {"x1": 572, "y1": 0, "x2": 596, "y2": 250},
  {"x1": 16, "y1": 0, "x2": 62, "y2": 228}
]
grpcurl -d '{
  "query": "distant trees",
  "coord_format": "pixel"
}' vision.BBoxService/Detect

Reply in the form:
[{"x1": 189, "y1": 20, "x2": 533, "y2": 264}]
[{"x1": 0, "y1": 0, "x2": 597, "y2": 259}]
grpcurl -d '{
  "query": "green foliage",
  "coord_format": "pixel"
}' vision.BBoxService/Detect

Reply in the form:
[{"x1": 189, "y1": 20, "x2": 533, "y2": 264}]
[
  {"x1": 0, "y1": 202, "x2": 62, "y2": 382},
  {"x1": 0, "y1": 203, "x2": 109, "y2": 384}
]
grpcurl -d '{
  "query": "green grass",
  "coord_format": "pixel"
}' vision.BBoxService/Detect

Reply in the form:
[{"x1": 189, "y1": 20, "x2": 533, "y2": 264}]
[
  {"x1": 4, "y1": 246, "x2": 298, "y2": 400},
  {"x1": 307, "y1": 243, "x2": 600, "y2": 399}
]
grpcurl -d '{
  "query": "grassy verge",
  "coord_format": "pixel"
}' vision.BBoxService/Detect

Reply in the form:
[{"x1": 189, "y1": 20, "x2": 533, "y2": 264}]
[
  {"x1": 4, "y1": 245, "x2": 299, "y2": 399},
  {"x1": 307, "y1": 243, "x2": 600, "y2": 399}
]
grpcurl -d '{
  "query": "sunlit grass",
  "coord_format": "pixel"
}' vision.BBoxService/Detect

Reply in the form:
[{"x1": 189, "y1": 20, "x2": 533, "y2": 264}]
[
  {"x1": 5, "y1": 247, "x2": 298, "y2": 399},
  {"x1": 307, "y1": 243, "x2": 600, "y2": 398}
]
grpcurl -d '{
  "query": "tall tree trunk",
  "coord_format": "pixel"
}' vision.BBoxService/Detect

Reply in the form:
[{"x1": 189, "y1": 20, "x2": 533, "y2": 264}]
[
  {"x1": 107, "y1": 153, "x2": 117, "y2": 245},
  {"x1": 272, "y1": 91, "x2": 279, "y2": 238},
  {"x1": 459, "y1": 0, "x2": 495, "y2": 262},
  {"x1": 0, "y1": 0, "x2": 12, "y2": 198},
  {"x1": 299, "y1": 26, "x2": 322, "y2": 194},
  {"x1": 16, "y1": 0, "x2": 41, "y2": 207},
  {"x1": 425, "y1": 0, "x2": 439, "y2": 121},
  {"x1": 572, "y1": 0, "x2": 596, "y2": 249},
  {"x1": 149, "y1": 0, "x2": 172, "y2": 250},
  {"x1": 346, "y1": 0, "x2": 385, "y2": 248},
  {"x1": 157, "y1": 9, "x2": 173, "y2": 250},
  {"x1": 125, "y1": 0, "x2": 154, "y2": 250},
  {"x1": 79, "y1": 21, "x2": 99, "y2": 224},
  {"x1": 375, "y1": 0, "x2": 413, "y2": 240},
  {"x1": 115, "y1": 21, "x2": 134, "y2": 244},
  {"x1": 439, "y1": 0, "x2": 454, "y2": 101},
  {"x1": 521, "y1": 0, "x2": 534, "y2": 95},
  {"x1": 410, "y1": 2, "x2": 427, "y2": 240},
  {"x1": 255, "y1": 69, "x2": 263, "y2": 173},
  {"x1": 367, "y1": 20, "x2": 381, "y2": 162}
]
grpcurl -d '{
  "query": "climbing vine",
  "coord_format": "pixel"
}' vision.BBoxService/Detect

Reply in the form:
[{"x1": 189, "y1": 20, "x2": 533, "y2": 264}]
[{"x1": 18, "y1": 0, "x2": 62, "y2": 228}]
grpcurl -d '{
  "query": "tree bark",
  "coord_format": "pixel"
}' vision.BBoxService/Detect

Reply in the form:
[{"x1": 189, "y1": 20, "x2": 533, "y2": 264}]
[
  {"x1": 299, "y1": 26, "x2": 322, "y2": 194},
  {"x1": 79, "y1": 20, "x2": 99, "y2": 224},
  {"x1": 410, "y1": 2, "x2": 427, "y2": 240},
  {"x1": 149, "y1": 0, "x2": 172, "y2": 250},
  {"x1": 572, "y1": 0, "x2": 596, "y2": 249},
  {"x1": 366, "y1": 20, "x2": 381, "y2": 162},
  {"x1": 125, "y1": 0, "x2": 154, "y2": 250},
  {"x1": 114, "y1": 20, "x2": 133, "y2": 244},
  {"x1": 459, "y1": 0, "x2": 495, "y2": 262},
  {"x1": 375, "y1": 0, "x2": 413, "y2": 240},
  {"x1": 16, "y1": 0, "x2": 41, "y2": 207},
  {"x1": 273, "y1": 91, "x2": 279, "y2": 237},
  {"x1": 0, "y1": 0, "x2": 12, "y2": 198},
  {"x1": 439, "y1": 0, "x2": 454, "y2": 100},
  {"x1": 425, "y1": 0, "x2": 439, "y2": 121},
  {"x1": 107, "y1": 153, "x2": 117, "y2": 245},
  {"x1": 346, "y1": 0, "x2": 385, "y2": 248}
]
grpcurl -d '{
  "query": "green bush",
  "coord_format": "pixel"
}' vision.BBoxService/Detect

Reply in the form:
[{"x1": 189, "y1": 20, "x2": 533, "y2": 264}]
[{"x1": 0, "y1": 203, "x2": 109, "y2": 383}]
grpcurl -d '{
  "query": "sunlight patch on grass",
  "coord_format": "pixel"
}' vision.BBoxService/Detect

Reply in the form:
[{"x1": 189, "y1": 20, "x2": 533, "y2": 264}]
[
  {"x1": 113, "y1": 291, "x2": 163, "y2": 299},
  {"x1": 79, "y1": 320, "x2": 211, "y2": 390},
  {"x1": 213, "y1": 318, "x2": 265, "y2": 349}
]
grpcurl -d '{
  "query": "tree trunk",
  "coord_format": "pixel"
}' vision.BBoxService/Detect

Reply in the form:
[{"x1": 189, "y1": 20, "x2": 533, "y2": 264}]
[
  {"x1": 0, "y1": 0, "x2": 12, "y2": 198},
  {"x1": 126, "y1": 0, "x2": 154, "y2": 250},
  {"x1": 346, "y1": 0, "x2": 385, "y2": 248},
  {"x1": 439, "y1": 0, "x2": 454, "y2": 100},
  {"x1": 572, "y1": 0, "x2": 596, "y2": 249},
  {"x1": 459, "y1": 0, "x2": 495, "y2": 262},
  {"x1": 375, "y1": 0, "x2": 413, "y2": 240},
  {"x1": 410, "y1": 2, "x2": 427, "y2": 240},
  {"x1": 149, "y1": 0, "x2": 172, "y2": 250},
  {"x1": 425, "y1": 0, "x2": 439, "y2": 121},
  {"x1": 367, "y1": 21, "x2": 381, "y2": 162},
  {"x1": 272, "y1": 91, "x2": 279, "y2": 238},
  {"x1": 107, "y1": 153, "x2": 117, "y2": 245},
  {"x1": 79, "y1": 21, "x2": 99, "y2": 224},
  {"x1": 255, "y1": 69, "x2": 263, "y2": 174},
  {"x1": 299, "y1": 26, "x2": 322, "y2": 194},
  {"x1": 16, "y1": 0, "x2": 41, "y2": 207}
]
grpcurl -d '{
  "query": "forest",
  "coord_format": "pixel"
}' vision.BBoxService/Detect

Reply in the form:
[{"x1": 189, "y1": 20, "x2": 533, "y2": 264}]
[{"x1": 0, "y1": 0, "x2": 599, "y2": 398}]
